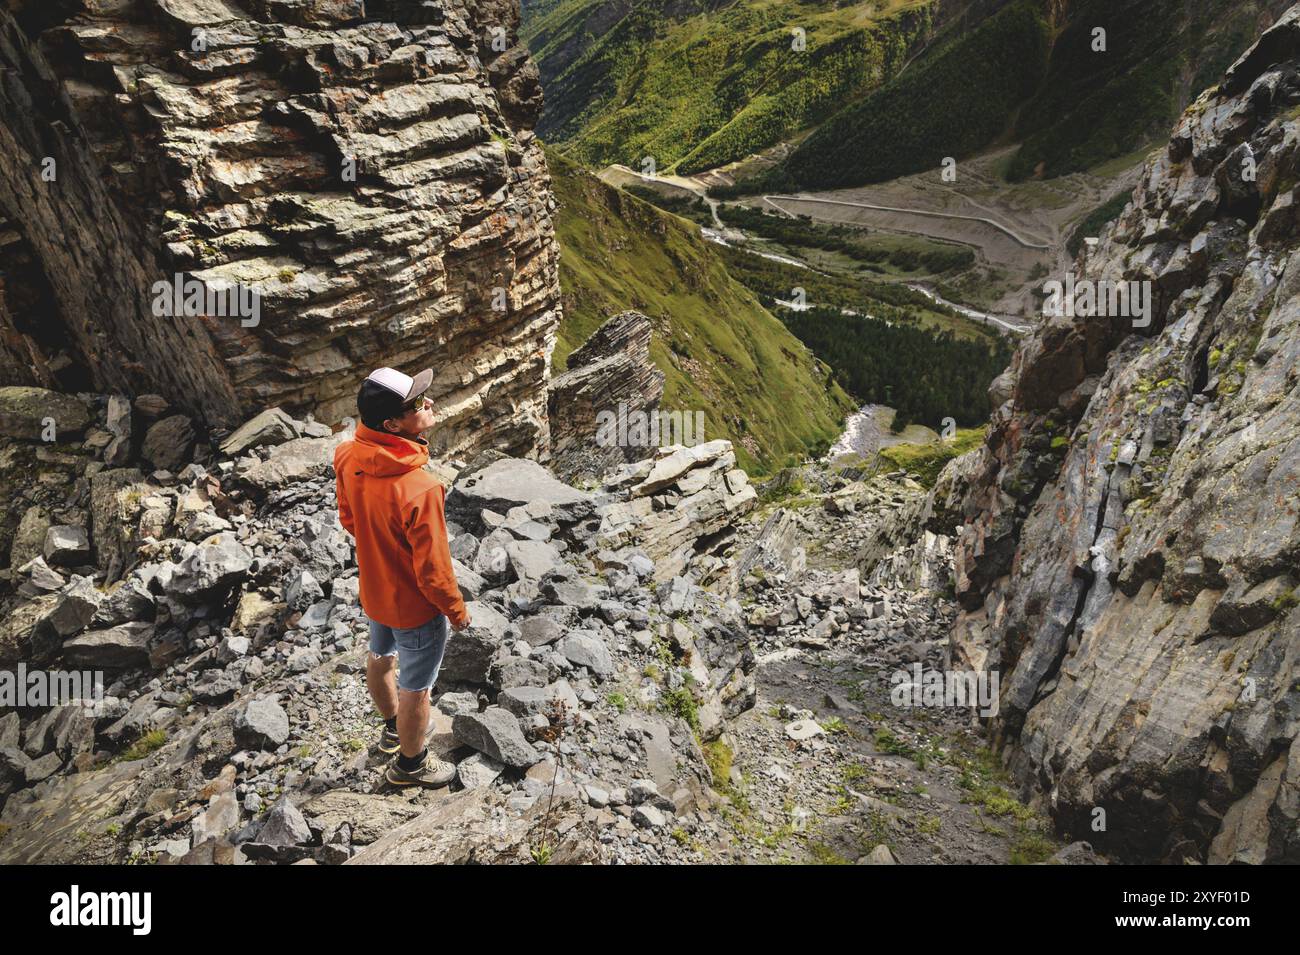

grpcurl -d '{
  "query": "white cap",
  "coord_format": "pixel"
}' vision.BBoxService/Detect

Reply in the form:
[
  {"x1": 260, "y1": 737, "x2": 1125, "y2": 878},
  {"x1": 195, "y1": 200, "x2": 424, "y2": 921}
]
[{"x1": 365, "y1": 366, "x2": 432, "y2": 401}]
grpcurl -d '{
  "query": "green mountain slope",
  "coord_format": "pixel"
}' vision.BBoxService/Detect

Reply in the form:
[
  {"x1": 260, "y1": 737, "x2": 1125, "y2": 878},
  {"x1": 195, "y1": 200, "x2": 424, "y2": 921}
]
[
  {"x1": 770, "y1": 0, "x2": 1050, "y2": 189},
  {"x1": 524, "y1": 0, "x2": 938, "y2": 174},
  {"x1": 546, "y1": 151, "x2": 855, "y2": 474},
  {"x1": 769, "y1": 0, "x2": 1290, "y2": 189},
  {"x1": 1004, "y1": 0, "x2": 1279, "y2": 179},
  {"x1": 528, "y1": 0, "x2": 1287, "y2": 189}
]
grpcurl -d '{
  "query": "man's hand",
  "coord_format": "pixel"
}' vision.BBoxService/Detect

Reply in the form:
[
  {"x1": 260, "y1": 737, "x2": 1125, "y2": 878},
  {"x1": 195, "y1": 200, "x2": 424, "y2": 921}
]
[{"x1": 452, "y1": 612, "x2": 471, "y2": 633}]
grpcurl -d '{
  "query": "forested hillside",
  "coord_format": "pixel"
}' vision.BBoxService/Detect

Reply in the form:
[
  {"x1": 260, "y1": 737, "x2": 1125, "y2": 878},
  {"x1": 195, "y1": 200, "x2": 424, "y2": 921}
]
[
  {"x1": 773, "y1": 306, "x2": 1013, "y2": 430},
  {"x1": 768, "y1": 0, "x2": 1050, "y2": 189},
  {"x1": 767, "y1": 0, "x2": 1290, "y2": 188},
  {"x1": 523, "y1": 0, "x2": 938, "y2": 173},
  {"x1": 528, "y1": 0, "x2": 1288, "y2": 191}
]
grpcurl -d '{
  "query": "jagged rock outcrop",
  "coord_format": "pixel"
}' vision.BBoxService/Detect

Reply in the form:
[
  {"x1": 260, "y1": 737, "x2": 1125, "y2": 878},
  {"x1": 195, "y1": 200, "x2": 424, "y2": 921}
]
[
  {"x1": 951, "y1": 9, "x2": 1300, "y2": 863},
  {"x1": 547, "y1": 310, "x2": 665, "y2": 482},
  {"x1": 0, "y1": 0, "x2": 559, "y2": 459},
  {"x1": 857, "y1": 450, "x2": 980, "y2": 592},
  {"x1": 594, "y1": 440, "x2": 757, "y2": 584}
]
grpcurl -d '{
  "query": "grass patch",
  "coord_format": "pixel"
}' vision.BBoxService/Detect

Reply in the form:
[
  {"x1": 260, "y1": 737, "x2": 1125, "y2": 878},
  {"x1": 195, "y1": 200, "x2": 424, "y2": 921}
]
[
  {"x1": 702, "y1": 739, "x2": 734, "y2": 791},
  {"x1": 659, "y1": 686, "x2": 700, "y2": 732},
  {"x1": 953, "y1": 747, "x2": 1038, "y2": 824},
  {"x1": 1010, "y1": 826, "x2": 1057, "y2": 864},
  {"x1": 117, "y1": 730, "x2": 166, "y2": 762},
  {"x1": 808, "y1": 841, "x2": 853, "y2": 865},
  {"x1": 877, "y1": 427, "x2": 986, "y2": 487}
]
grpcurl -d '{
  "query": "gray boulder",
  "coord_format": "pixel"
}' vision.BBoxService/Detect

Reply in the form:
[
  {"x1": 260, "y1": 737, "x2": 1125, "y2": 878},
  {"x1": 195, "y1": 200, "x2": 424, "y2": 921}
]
[
  {"x1": 238, "y1": 434, "x2": 346, "y2": 492},
  {"x1": 191, "y1": 791, "x2": 241, "y2": 846},
  {"x1": 439, "y1": 601, "x2": 508, "y2": 683},
  {"x1": 10, "y1": 506, "x2": 51, "y2": 572},
  {"x1": 451, "y1": 559, "x2": 487, "y2": 602},
  {"x1": 451, "y1": 706, "x2": 540, "y2": 768},
  {"x1": 20, "y1": 557, "x2": 65, "y2": 592},
  {"x1": 180, "y1": 510, "x2": 233, "y2": 542},
  {"x1": 0, "y1": 594, "x2": 61, "y2": 666},
  {"x1": 46, "y1": 576, "x2": 103, "y2": 637},
  {"x1": 24, "y1": 750, "x2": 62, "y2": 784},
  {"x1": 506, "y1": 539, "x2": 563, "y2": 585},
  {"x1": 220, "y1": 407, "x2": 300, "y2": 456},
  {"x1": 62, "y1": 621, "x2": 153, "y2": 668},
  {"x1": 659, "y1": 576, "x2": 697, "y2": 616},
  {"x1": 234, "y1": 697, "x2": 290, "y2": 749},
  {"x1": 255, "y1": 797, "x2": 312, "y2": 846},
  {"x1": 284, "y1": 569, "x2": 324, "y2": 610},
  {"x1": 498, "y1": 680, "x2": 579, "y2": 719},
  {"x1": 456, "y1": 752, "x2": 505, "y2": 789},
  {"x1": 171, "y1": 533, "x2": 252, "y2": 601},
  {"x1": 448, "y1": 458, "x2": 593, "y2": 534},
  {"x1": 518, "y1": 615, "x2": 564, "y2": 647},
  {"x1": 559, "y1": 630, "x2": 614, "y2": 678},
  {"x1": 541, "y1": 573, "x2": 604, "y2": 612},
  {"x1": 92, "y1": 575, "x2": 155, "y2": 627},
  {"x1": 141, "y1": 414, "x2": 195, "y2": 470},
  {"x1": 43, "y1": 525, "x2": 90, "y2": 566},
  {"x1": 0, "y1": 386, "x2": 91, "y2": 440}
]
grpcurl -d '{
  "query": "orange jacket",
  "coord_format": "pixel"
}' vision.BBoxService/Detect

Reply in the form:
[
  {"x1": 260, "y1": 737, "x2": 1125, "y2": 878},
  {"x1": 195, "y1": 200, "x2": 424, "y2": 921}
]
[{"x1": 333, "y1": 424, "x2": 468, "y2": 630}]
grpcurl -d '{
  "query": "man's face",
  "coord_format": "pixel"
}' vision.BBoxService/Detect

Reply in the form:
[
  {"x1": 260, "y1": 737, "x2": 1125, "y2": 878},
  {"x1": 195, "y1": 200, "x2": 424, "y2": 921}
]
[{"x1": 385, "y1": 396, "x2": 436, "y2": 437}]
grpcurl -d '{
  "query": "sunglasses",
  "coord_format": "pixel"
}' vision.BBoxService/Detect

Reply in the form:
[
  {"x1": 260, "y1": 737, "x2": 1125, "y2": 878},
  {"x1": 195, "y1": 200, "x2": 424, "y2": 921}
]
[{"x1": 400, "y1": 395, "x2": 433, "y2": 414}]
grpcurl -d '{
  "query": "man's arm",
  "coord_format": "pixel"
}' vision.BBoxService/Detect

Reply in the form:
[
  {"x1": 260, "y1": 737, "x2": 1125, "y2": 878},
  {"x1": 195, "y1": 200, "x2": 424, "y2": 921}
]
[
  {"x1": 405, "y1": 484, "x2": 470, "y2": 630},
  {"x1": 334, "y1": 456, "x2": 356, "y2": 537}
]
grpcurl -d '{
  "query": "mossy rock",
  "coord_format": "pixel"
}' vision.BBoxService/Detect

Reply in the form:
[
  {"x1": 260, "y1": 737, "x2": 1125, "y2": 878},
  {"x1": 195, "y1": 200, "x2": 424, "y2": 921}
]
[{"x1": 0, "y1": 387, "x2": 93, "y2": 441}]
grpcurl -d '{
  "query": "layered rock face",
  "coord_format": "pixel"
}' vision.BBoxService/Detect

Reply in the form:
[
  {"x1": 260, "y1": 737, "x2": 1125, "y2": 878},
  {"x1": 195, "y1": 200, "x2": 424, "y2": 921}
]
[
  {"x1": 951, "y1": 10, "x2": 1300, "y2": 863},
  {"x1": 0, "y1": 0, "x2": 560, "y2": 458},
  {"x1": 547, "y1": 310, "x2": 665, "y2": 483}
]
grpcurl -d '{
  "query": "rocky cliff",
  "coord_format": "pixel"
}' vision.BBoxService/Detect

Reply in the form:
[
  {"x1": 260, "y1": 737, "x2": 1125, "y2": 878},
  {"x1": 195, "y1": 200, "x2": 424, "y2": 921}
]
[
  {"x1": 0, "y1": 0, "x2": 560, "y2": 458},
  {"x1": 951, "y1": 9, "x2": 1300, "y2": 863}
]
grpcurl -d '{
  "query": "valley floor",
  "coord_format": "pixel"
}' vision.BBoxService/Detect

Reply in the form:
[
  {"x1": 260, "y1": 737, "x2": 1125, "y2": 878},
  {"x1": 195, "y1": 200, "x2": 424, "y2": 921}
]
[{"x1": 605, "y1": 143, "x2": 1150, "y2": 320}]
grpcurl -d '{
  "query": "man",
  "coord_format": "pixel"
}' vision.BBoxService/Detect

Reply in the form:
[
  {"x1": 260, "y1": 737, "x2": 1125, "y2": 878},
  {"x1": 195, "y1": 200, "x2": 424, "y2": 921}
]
[{"x1": 334, "y1": 367, "x2": 470, "y2": 788}]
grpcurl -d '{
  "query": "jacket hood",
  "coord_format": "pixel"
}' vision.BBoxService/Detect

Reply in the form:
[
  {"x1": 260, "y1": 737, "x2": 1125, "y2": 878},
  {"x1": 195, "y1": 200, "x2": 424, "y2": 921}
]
[{"x1": 344, "y1": 424, "x2": 430, "y2": 477}]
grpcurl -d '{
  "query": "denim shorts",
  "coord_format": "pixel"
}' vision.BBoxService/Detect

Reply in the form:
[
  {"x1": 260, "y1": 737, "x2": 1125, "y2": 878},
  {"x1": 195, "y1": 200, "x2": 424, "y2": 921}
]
[{"x1": 368, "y1": 614, "x2": 449, "y2": 693}]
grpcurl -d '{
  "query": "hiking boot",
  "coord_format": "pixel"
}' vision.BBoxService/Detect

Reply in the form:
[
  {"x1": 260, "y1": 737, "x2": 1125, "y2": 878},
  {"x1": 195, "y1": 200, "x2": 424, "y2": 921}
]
[
  {"x1": 385, "y1": 752, "x2": 456, "y2": 788},
  {"x1": 377, "y1": 724, "x2": 401, "y2": 755}
]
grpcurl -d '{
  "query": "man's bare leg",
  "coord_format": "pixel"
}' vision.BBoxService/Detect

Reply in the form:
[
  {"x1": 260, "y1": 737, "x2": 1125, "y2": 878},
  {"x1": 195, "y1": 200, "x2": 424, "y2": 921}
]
[
  {"x1": 367, "y1": 652, "x2": 398, "y2": 721},
  {"x1": 397, "y1": 688, "x2": 430, "y2": 758}
]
